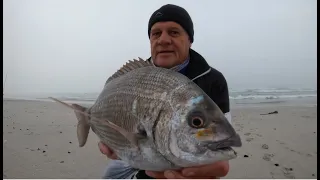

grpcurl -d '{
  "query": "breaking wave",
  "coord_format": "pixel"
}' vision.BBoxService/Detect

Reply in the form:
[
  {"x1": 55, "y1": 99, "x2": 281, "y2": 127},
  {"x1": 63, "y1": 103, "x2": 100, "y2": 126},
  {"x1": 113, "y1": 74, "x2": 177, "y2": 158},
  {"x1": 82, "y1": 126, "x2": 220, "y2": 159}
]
[{"x1": 229, "y1": 88, "x2": 316, "y2": 100}]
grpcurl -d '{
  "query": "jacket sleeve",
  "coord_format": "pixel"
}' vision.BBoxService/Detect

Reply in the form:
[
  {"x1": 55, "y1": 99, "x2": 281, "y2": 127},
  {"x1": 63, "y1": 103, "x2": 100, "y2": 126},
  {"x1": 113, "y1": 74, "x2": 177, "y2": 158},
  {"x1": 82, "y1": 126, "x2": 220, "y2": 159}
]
[{"x1": 209, "y1": 70, "x2": 232, "y2": 123}]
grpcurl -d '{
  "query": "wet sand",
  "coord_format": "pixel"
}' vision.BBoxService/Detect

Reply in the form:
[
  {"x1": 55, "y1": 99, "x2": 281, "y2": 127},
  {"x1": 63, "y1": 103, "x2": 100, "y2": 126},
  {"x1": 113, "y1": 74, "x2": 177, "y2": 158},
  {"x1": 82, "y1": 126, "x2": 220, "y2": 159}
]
[{"x1": 3, "y1": 99, "x2": 317, "y2": 179}]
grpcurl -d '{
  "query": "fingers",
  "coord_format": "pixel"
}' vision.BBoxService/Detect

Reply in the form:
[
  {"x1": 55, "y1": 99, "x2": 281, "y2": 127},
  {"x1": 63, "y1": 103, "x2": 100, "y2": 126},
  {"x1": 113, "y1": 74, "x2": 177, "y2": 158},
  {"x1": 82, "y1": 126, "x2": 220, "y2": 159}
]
[
  {"x1": 164, "y1": 170, "x2": 186, "y2": 179},
  {"x1": 145, "y1": 171, "x2": 166, "y2": 179},
  {"x1": 146, "y1": 170, "x2": 185, "y2": 179},
  {"x1": 163, "y1": 171, "x2": 217, "y2": 179},
  {"x1": 98, "y1": 142, "x2": 112, "y2": 156},
  {"x1": 146, "y1": 170, "x2": 218, "y2": 179},
  {"x1": 98, "y1": 141, "x2": 118, "y2": 160},
  {"x1": 181, "y1": 161, "x2": 229, "y2": 178}
]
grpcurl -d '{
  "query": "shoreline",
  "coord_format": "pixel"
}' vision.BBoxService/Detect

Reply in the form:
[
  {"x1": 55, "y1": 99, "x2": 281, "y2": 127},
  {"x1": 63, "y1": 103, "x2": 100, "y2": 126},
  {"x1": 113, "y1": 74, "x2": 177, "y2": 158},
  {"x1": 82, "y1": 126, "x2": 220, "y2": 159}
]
[{"x1": 3, "y1": 95, "x2": 317, "y2": 107}]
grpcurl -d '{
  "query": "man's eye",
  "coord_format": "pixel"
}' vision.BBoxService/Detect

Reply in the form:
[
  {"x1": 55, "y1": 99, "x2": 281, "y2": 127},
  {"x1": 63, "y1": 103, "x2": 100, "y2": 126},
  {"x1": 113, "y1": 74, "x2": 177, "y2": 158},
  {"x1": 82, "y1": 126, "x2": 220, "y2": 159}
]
[
  {"x1": 170, "y1": 31, "x2": 179, "y2": 36},
  {"x1": 152, "y1": 32, "x2": 161, "y2": 37}
]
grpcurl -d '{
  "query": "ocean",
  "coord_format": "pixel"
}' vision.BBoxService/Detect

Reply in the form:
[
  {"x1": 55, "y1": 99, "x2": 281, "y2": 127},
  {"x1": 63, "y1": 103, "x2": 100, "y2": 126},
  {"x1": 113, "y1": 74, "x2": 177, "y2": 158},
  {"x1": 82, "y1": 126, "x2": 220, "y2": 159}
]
[
  {"x1": 228, "y1": 88, "x2": 317, "y2": 108},
  {"x1": 3, "y1": 88, "x2": 317, "y2": 108}
]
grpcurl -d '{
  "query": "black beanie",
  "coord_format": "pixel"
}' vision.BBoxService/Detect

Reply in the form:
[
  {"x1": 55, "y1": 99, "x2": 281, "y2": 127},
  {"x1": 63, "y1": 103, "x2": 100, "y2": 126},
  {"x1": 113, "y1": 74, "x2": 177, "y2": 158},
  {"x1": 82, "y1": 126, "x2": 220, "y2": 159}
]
[{"x1": 148, "y1": 4, "x2": 194, "y2": 43}]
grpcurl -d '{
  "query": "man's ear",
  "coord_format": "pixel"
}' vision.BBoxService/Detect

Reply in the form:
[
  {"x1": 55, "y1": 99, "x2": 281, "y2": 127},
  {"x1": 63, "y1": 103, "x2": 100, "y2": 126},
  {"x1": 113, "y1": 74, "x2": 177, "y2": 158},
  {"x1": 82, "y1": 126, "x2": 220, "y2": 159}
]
[{"x1": 188, "y1": 37, "x2": 192, "y2": 48}]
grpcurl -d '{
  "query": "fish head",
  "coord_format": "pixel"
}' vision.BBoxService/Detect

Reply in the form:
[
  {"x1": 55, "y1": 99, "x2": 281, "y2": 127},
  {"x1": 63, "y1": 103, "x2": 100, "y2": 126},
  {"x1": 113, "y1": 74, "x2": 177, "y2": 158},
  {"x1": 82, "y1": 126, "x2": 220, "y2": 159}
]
[{"x1": 160, "y1": 82, "x2": 242, "y2": 167}]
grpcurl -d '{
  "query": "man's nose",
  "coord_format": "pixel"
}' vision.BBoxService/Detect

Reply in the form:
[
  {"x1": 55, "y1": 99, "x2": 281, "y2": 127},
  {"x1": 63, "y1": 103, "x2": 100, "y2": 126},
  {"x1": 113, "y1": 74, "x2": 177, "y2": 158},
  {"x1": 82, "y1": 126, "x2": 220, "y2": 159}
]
[{"x1": 158, "y1": 32, "x2": 172, "y2": 45}]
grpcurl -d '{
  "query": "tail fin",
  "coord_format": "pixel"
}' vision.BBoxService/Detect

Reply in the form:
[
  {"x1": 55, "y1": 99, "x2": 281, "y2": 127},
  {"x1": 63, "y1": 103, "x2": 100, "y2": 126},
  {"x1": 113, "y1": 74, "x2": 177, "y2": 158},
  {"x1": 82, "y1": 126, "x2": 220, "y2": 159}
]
[
  {"x1": 72, "y1": 104, "x2": 91, "y2": 147},
  {"x1": 48, "y1": 97, "x2": 90, "y2": 147},
  {"x1": 49, "y1": 97, "x2": 146, "y2": 150}
]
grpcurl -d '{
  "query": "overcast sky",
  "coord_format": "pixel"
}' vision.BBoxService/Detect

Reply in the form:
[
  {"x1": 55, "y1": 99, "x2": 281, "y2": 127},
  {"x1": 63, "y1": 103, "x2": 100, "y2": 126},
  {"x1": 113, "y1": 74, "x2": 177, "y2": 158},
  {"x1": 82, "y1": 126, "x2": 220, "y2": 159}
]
[{"x1": 3, "y1": 0, "x2": 317, "y2": 95}]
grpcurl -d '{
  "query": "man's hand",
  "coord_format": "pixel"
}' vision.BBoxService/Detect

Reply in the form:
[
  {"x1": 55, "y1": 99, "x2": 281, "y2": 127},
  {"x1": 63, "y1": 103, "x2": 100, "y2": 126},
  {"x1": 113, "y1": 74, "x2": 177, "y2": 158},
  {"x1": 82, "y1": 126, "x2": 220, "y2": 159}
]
[
  {"x1": 98, "y1": 141, "x2": 118, "y2": 160},
  {"x1": 145, "y1": 161, "x2": 229, "y2": 179},
  {"x1": 98, "y1": 141, "x2": 229, "y2": 179}
]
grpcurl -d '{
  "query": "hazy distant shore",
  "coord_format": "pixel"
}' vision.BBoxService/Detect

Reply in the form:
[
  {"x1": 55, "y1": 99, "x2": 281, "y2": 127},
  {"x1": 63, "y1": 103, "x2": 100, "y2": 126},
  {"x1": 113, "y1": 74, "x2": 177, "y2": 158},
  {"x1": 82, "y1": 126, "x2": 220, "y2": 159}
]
[
  {"x1": 3, "y1": 96, "x2": 317, "y2": 178},
  {"x1": 3, "y1": 93, "x2": 317, "y2": 109}
]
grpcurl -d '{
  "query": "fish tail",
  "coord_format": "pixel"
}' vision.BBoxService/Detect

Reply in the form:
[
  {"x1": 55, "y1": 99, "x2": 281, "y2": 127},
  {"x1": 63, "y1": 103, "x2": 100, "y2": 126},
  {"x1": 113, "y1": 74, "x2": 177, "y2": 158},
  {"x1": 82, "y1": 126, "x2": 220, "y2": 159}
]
[
  {"x1": 48, "y1": 97, "x2": 144, "y2": 149},
  {"x1": 48, "y1": 97, "x2": 90, "y2": 147},
  {"x1": 72, "y1": 104, "x2": 91, "y2": 147}
]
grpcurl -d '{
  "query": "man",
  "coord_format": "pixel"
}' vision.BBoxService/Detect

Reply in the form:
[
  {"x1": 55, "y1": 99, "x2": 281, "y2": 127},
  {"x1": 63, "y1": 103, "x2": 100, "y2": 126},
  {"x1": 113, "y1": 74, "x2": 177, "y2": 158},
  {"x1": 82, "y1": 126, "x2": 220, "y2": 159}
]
[{"x1": 100, "y1": 4, "x2": 232, "y2": 179}]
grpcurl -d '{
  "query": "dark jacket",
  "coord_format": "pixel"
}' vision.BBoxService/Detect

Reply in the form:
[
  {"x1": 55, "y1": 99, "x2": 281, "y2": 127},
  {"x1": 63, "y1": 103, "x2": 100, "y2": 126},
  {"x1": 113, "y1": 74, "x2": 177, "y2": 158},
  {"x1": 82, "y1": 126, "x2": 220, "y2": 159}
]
[
  {"x1": 134, "y1": 48, "x2": 230, "y2": 179},
  {"x1": 147, "y1": 48, "x2": 230, "y2": 113},
  {"x1": 183, "y1": 49, "x2": 230, "y2": 113}
]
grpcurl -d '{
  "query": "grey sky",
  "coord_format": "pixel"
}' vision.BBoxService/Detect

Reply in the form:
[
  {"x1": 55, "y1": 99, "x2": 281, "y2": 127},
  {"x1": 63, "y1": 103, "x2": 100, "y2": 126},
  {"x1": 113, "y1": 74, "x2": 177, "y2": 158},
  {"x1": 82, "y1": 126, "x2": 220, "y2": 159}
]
[{"x1": 3, "y1": 0, "x2": 317, "y2": 95}]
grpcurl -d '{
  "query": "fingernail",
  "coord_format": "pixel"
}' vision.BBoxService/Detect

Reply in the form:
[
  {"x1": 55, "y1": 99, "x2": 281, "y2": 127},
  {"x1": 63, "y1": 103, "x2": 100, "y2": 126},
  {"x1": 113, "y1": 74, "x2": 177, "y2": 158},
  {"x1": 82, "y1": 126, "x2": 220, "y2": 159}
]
[{"x1": 164, "y1": 171, "x2": 175, "y2": 178}]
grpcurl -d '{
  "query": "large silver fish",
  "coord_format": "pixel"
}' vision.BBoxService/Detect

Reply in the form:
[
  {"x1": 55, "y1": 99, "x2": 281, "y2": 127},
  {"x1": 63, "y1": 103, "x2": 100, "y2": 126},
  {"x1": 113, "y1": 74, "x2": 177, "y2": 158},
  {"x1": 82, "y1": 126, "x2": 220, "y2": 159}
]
[{"x1": 50, "y1": 58, "x2": 242, "y2": 171}]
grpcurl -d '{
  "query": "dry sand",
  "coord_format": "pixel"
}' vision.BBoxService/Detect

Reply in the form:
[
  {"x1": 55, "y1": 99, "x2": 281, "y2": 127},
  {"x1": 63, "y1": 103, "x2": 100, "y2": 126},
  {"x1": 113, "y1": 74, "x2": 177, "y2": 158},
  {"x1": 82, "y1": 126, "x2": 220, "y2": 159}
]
[{"x1": 3, "y1": 99, "x2": 317, "y2": 179}]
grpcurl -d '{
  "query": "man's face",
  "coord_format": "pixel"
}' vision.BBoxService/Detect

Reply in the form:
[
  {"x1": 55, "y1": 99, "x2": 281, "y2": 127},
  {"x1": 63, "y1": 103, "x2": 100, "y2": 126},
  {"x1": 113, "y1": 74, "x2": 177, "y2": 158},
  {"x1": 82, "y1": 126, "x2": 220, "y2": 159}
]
[{"x1": 150, "y1": 21, "x2": 191, "y2": 68}]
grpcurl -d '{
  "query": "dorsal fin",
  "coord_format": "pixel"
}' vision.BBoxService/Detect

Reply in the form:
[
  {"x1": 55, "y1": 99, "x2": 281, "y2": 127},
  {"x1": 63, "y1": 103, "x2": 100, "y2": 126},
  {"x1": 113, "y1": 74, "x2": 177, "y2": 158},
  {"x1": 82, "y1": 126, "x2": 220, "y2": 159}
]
[{"x1": 106, "y1": 57, "x2": 153, "y2": 84}]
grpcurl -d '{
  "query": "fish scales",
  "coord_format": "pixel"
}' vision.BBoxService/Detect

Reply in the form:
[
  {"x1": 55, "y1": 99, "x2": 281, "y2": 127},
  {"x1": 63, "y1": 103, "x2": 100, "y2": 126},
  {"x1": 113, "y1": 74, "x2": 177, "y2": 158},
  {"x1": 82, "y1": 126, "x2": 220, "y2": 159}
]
[{"x1": 90, "y1": 66, "x2": 190, "y2": 151}]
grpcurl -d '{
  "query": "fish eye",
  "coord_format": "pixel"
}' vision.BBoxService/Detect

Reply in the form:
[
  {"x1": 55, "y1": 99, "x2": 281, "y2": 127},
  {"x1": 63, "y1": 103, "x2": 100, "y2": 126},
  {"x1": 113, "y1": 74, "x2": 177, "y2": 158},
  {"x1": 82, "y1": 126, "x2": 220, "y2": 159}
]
[
  {"x1": 191, "y1": 117, "x2": 204, "y2": 128},
  {"x1": 187, "y1": 109, "x2": 206, "y2": 128}
]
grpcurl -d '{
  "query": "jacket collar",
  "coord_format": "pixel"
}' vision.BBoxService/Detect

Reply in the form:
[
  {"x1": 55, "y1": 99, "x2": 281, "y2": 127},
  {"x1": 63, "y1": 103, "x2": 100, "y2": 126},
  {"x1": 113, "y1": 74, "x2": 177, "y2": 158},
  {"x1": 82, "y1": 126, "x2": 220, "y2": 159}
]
[{"x1": 185, "y1": 49, "x2": 211, "y2": 80}]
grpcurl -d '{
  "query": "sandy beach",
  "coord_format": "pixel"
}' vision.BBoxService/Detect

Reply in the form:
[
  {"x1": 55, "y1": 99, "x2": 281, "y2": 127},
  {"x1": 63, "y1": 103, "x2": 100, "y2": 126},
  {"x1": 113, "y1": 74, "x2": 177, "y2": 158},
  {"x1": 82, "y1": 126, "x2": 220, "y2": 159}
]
[{"x1": 3, "y1": 98, "x2": 317, "y2": 179}]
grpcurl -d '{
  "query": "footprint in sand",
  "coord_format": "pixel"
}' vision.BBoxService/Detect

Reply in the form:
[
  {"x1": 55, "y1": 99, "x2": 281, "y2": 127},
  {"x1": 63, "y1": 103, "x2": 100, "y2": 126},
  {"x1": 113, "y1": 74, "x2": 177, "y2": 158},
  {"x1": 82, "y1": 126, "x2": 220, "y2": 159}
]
[
  {"x1": 284, "y1": 167, "x2": 293, "y2": 171},
  {"x1": 262, "y1": 144, "x2": 269, "y2": 149},
  {"x1": 282, "y1": 167, "x2": 295, "y2": 179},
  {"x1": 269, "y1": 161, "x2": 295, "y2": 178},
  {"x1": 244, "y1": 133, "x2": 251, "y2": 136},
  {"x1": 246, "y1": 137, "x2": 254, "y2": 142},
  {"x1": 263, "y1": 153, "x2": 274, "y2": 161}
]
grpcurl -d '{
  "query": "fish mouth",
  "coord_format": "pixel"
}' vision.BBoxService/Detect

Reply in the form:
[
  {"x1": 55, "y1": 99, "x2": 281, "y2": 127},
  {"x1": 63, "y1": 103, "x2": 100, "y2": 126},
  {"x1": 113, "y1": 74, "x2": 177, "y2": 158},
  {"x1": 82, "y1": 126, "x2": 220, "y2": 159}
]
[
  {"x1": 195, "y1": 128, "x2": 242, "y2": 150},
  {"x1": 213, "y1": 146, "x2": 233, "y2": 152},
  {"x1": 208, "y1": 146, "x2": 237, "y2": 156},
  {"x1": 205, "y1": 133, "x2": 242, "y2": 152},
  {"x1": 216, "y1": 146, "x2": 232, "y2": 150}
]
